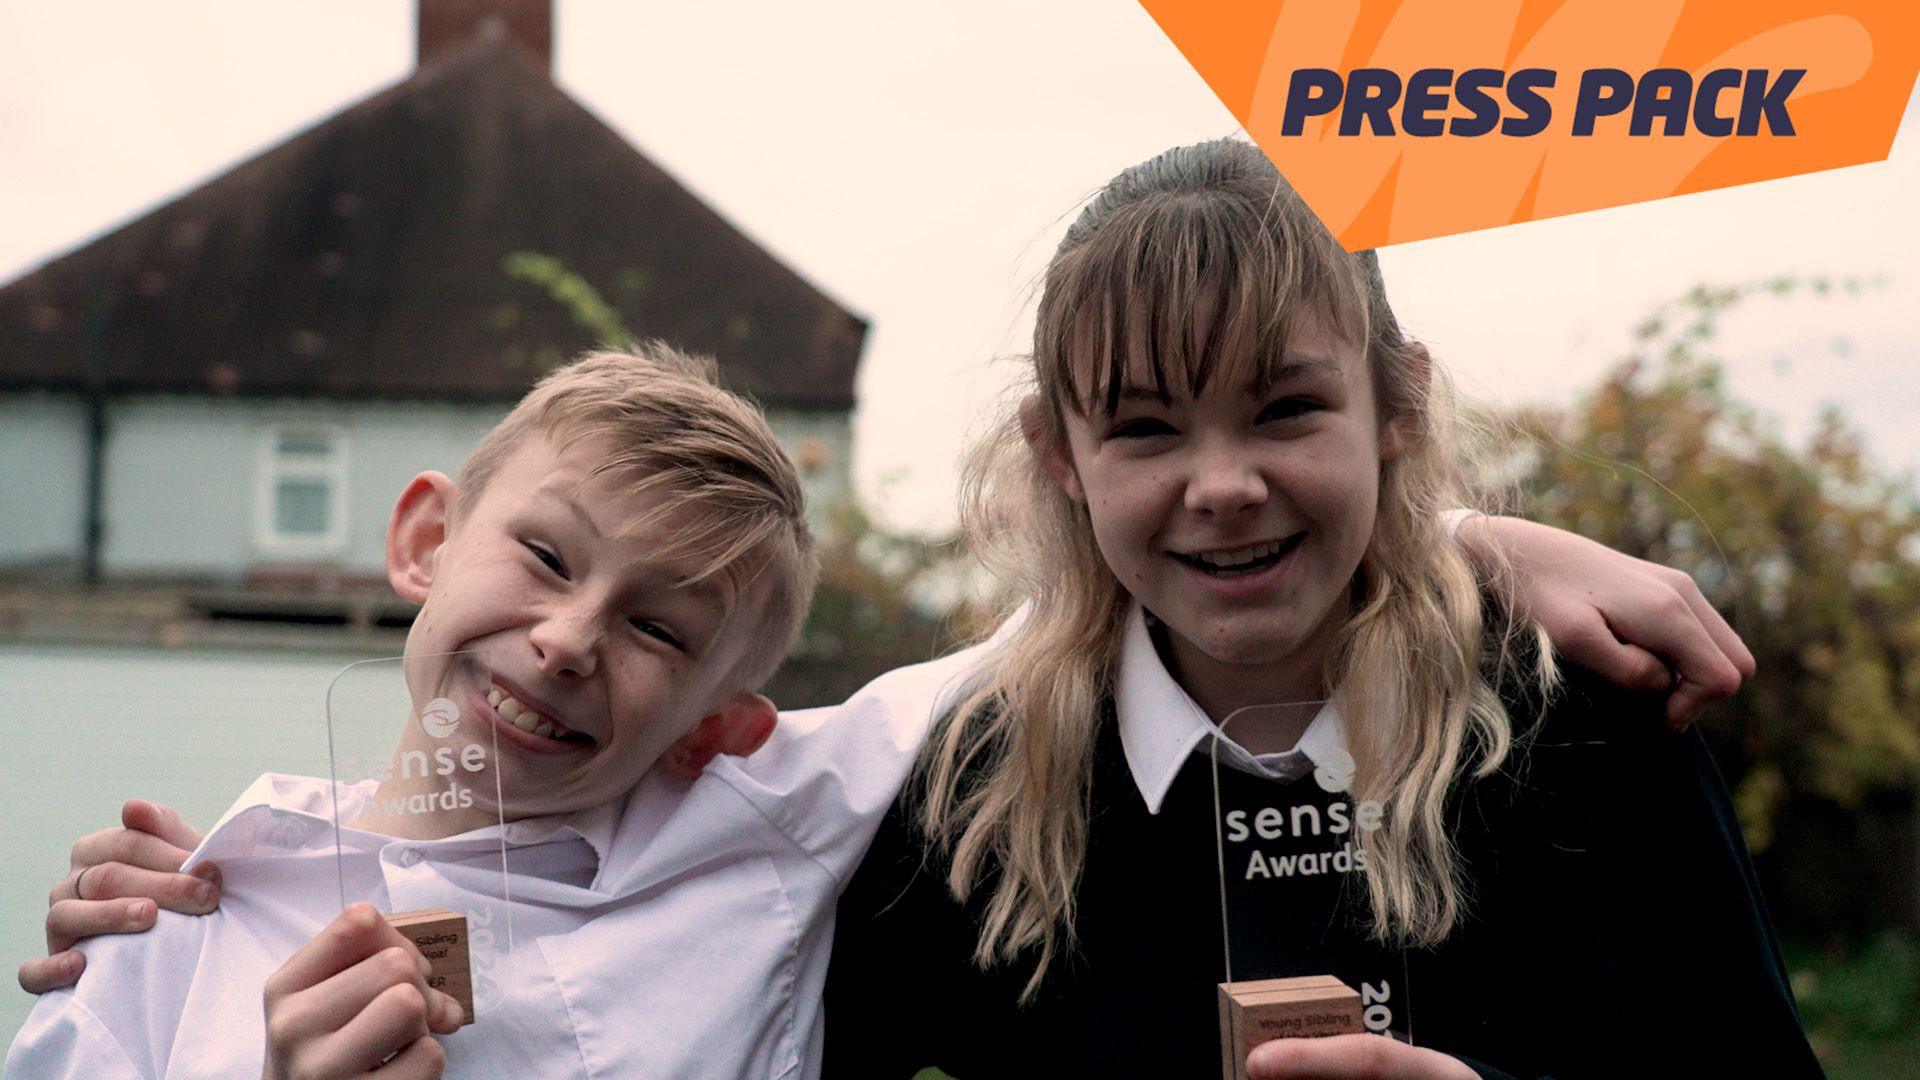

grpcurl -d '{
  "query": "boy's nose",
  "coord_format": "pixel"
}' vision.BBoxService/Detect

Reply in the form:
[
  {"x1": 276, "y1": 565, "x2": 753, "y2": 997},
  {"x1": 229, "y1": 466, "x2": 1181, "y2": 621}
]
[
  {"x1": 1183, "y1": 443, "x2": 1267, "y2": 517},
  {"x1": 529, "y1": 613, "x2": 600, "y2": 679}
]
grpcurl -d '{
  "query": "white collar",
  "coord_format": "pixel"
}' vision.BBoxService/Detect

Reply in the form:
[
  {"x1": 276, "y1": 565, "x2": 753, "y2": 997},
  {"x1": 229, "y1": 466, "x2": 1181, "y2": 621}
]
[
  {"x1": 1114, "y1": 606, "x2": 1350, "y2": 815},
  {"x1": 502, "y1": 792, "x2": 625, "y2": 868},
  {"x1": 192, "y1": 772, "x2": 624, "y2": 870}
]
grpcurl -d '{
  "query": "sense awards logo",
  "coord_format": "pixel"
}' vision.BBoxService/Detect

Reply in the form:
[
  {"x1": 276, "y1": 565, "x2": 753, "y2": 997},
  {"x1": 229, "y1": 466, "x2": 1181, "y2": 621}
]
[{"x1": 420, "y1": 697, "x2": 461, "y2": 739}]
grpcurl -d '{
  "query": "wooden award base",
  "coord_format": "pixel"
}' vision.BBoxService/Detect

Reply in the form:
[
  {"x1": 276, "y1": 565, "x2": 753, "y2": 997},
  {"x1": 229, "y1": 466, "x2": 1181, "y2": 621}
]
[
  {"x1": 1218, "y1": 974, "x2": 1363, "y2": 1080},
  {"x1": 387, "y1": 908, "x2": 474, "y2": 1027}
]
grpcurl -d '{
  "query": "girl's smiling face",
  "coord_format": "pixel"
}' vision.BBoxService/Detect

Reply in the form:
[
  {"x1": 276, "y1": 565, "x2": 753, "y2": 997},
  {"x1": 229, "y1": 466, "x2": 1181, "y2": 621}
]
[{"x1": 1043, "y1": 315, "x2": 1407, "y2": 713}]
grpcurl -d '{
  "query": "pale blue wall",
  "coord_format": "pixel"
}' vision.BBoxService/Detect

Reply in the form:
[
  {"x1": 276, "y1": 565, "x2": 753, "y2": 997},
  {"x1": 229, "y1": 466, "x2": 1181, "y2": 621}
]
[
  {"x1": 103, "y1": 398, "x2": 509, "y2": 579},
  {"x1": 774, "y1": 409, "x2": 855, "y2": 519},
  {"x1": 2, "y1": 394, "x2": 852, "y2": 582},
  {"x1": 0, "y1": 394, "x2": 89, "y2": 567},
  {"x1": 106, "y1": 398, "x2": 271, "y2": 575}
]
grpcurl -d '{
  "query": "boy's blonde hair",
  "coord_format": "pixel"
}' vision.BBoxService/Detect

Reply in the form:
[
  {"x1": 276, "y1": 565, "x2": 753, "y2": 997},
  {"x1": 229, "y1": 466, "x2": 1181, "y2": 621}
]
[
  {"x1": 919, "y1": 140, "x2": 1549, "y2": 999},
  {"x1": 457, "y1": 341, "x2": 816, "y2": 689}
]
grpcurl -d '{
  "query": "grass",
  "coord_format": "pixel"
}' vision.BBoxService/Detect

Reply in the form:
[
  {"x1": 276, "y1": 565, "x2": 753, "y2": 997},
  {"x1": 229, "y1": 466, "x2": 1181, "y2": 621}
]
[{"x1": 1788, "y1": 931, "x2": 1920, "y2": 1080}]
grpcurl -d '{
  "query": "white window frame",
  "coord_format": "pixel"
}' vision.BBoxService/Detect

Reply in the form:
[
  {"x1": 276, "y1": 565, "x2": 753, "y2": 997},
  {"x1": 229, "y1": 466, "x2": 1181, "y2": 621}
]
[{"x1": 254, "y1": 423, "x2": 350, "y2": 557}]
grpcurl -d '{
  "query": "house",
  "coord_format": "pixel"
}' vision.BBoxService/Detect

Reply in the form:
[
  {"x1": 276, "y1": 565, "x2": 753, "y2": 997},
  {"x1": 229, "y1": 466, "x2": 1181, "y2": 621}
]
[{"x1": 0, "y1": 0, "x2": 865, "y2": 647}]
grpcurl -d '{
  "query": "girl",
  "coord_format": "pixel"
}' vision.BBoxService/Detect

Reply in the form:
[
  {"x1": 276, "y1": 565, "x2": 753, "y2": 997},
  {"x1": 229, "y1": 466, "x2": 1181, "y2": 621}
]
[{"x1": 823, "y1": 141, "x2": 1818, "y2": 1079}]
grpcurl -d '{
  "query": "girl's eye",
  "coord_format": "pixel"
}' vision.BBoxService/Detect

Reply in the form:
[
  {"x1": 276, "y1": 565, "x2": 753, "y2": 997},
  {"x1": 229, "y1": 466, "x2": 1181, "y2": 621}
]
[
  {"x1": 1258, "y1": 397, "x2": 1321, "y2": 424},
  {"x1": 631, "y1": 619, "x2": 686, "y2": 652},
  {"x1": 524, "y1": 542, "x2": 568, "y2": 580},
  {"x1": 1106, "y1": 417, "x2": 1177, "y2": 440}
]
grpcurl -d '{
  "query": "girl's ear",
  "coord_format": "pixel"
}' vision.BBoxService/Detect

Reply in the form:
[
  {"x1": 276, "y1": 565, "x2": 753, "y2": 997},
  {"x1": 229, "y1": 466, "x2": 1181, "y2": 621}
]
[
  {"x1": 1379, "y1": 342, "x2": 1432, "y2": 462},
  {"x1": 1018, "y1": 394, "x2": 1086, "y2": 503},
  {"x1": 387, "y1": 472, "x2": 459, "y2": 604}
]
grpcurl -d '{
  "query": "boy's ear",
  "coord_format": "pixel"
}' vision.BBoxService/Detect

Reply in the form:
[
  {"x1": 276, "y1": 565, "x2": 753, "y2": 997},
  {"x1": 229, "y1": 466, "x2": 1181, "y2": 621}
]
[
  {"x1": 1379, "y1": 342, "x2": 1431, "y2": 462},
  {"x1": 387, "y1": 471, "x2": 459, "y2": 604},
  {"x1": 1017, "y1": 394, "x2": 1085, "y2": 504},
  {"x1": 659, "y1": 692, "x2": 777, "y2": 781}
]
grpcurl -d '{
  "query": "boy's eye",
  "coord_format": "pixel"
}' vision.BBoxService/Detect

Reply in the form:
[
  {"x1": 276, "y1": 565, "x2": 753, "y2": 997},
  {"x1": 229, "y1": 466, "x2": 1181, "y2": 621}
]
[
  {"x1": 1105, "y1": 416, "x2": 1177, "y2": 440},
  {"x1": 631, "y1": 619, "x2": 686, "y2": 652},
  {"x1": 524, "y1": 541, "x2": 568, "y2": 580},
  {"x1": 1258, "y1": 397, "x2": 1321, "y2": 424}
]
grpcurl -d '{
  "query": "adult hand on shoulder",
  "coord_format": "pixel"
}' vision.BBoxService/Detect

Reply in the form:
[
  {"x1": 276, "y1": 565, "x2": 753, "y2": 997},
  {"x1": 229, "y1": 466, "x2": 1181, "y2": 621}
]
[
  {"x1": 1460, "y1": 516, "x2": 1755, "y2": 729},
  {"x1": 1247, "y1": 1034, "x2": 1478, "y2": 1080},
  {"x1": 263, "y1": 903, "x2": 463, "y2": 1080},
  {"x1": 19, "y1": 798, "x2": 219, "y2": 994}
]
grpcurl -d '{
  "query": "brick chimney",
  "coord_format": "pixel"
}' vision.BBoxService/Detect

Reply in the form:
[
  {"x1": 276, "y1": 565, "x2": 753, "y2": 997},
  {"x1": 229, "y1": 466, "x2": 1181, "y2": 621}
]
[{"x1": 418, "y1": 0, "x2": 552, "y2": 74}]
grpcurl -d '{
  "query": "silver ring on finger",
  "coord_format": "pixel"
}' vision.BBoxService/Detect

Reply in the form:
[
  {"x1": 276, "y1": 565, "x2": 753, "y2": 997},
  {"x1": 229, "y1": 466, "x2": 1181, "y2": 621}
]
[{"x1": 72, "y1": 864, "x2": 96, "y2": 902}]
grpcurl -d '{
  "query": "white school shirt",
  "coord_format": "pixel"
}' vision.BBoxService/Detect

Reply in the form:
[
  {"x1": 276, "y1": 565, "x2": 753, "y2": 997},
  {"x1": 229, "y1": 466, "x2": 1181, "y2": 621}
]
[
  {"x1": 1118, "y1": 506, "x2": 1474, "y2": 806},
  {"x1": 7, "y1": 637, "x2": 997, "y2": 1080},
  {"x1": 1113, "y1": 605, "x2": 1352, "y2": 813}
]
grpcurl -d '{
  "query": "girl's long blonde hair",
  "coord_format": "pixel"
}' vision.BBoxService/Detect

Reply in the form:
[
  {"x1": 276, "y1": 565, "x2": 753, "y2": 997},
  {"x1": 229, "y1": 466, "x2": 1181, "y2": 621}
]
[{"x1": 917, "y1": 139, "x2": 1550, "y2": 999}]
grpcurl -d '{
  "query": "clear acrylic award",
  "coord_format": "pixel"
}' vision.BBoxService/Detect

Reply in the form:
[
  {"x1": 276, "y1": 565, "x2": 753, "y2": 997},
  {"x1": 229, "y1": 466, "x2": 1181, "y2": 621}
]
[
  {"x1": 1209, "y1": 700, "x2": 1410, "y2": 1080},
  {"x1": 325, "y1": 650, "x2": 519, "y2": 1034}
]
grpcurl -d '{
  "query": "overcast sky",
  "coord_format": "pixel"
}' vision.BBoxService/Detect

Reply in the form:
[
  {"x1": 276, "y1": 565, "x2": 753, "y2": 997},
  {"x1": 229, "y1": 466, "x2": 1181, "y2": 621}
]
[{"x1": 3, "y1": 2, "x2": 1915, "y2": 532}]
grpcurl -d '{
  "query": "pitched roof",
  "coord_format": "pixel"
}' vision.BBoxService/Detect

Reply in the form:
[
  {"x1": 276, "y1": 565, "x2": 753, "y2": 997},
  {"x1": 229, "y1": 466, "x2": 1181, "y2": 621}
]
[{"x1": 0, "y1": 37, "x2": 865, "y2": 409}]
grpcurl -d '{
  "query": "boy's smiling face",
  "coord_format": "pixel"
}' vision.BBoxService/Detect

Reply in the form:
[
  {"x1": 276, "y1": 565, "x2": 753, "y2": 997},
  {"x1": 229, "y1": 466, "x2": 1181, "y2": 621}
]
[{"x1": 387, "y1": 429, "x2": 776, "y2": 820}]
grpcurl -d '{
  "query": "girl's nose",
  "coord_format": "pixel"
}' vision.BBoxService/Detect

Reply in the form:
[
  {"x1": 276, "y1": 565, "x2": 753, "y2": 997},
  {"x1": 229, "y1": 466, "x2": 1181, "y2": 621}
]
[
  {"x1": 1183, "y1": 443, "x2": 1268, "y2": 517},
  {"x1": 529, "y1": 610, "x2": 600, "y2": 679}
]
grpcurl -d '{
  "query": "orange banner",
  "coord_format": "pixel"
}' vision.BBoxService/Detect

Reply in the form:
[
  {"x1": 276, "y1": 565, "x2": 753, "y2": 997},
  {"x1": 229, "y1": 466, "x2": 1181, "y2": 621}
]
[{"x1": 1137, "y1": 0, "x2": 1919, "y2": 249}]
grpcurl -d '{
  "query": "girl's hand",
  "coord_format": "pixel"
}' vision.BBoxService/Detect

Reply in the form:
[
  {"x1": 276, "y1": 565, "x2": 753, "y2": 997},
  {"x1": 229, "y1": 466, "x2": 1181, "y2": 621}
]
[
  {"x1": 1247, "y1": 1034, "x2": 1478, "y2": 1080},
  {"x1": 20, "y1": 799, "x2": 217, "y2": 995},
  {"x1": 1460, "y1": 516, "x2": 1755, "y2": 729},
  {"x1": 263, "y1": 903, "x2": 463, "y2": 1080}
]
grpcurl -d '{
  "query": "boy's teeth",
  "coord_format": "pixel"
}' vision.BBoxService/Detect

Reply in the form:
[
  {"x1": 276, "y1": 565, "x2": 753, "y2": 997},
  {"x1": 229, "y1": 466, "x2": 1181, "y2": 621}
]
[{"x1": 488, "y1": 683, "x2": 573, "y2": 740}]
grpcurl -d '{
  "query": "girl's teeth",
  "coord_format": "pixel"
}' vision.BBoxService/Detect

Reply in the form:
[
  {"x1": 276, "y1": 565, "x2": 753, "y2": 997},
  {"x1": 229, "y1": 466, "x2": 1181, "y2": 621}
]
[
  {"x1": 1194, "y1": 540, "x2": 1283, "y2": 567},
  {"x1": 498, "y1": 696, "x2": 524, "y2": 721},
  {"x1": 533, "y1": 721, "x2": 556, "y2": 739}
]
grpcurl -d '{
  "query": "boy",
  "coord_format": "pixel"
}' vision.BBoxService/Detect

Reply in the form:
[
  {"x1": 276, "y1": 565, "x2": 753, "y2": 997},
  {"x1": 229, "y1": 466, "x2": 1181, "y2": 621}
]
[{"x1": 7, "y1": 342, "x2": 967, "y2": 1077}]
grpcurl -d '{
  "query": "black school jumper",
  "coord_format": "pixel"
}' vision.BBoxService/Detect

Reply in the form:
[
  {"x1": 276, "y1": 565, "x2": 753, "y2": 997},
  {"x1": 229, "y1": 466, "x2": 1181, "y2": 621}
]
[{"x1": 822, "y1": 667, "x2": 1822, "y2": 1079}]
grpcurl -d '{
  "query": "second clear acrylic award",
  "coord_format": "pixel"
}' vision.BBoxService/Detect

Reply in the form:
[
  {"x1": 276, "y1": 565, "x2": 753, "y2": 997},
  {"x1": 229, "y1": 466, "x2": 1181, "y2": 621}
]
[{"x1": 1210, "y1": 700, "x2": 1409, "y2": 1080}]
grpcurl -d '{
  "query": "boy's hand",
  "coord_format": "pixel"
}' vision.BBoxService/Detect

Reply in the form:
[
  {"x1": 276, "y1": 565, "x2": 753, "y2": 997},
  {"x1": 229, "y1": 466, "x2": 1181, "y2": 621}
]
[
  {"x1": 1248, "y1": 1035, "x2": 1478, "y2": 1079},
  {"x1": 263, "y1": 903, "x2": 464, "y2": 1080},
  {"x1": 20, "y1": 799, "x2": 218, "y2": 994},
  {"x1": 1460, "y1": 516, "x2": 1755, "y2": 729}
]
